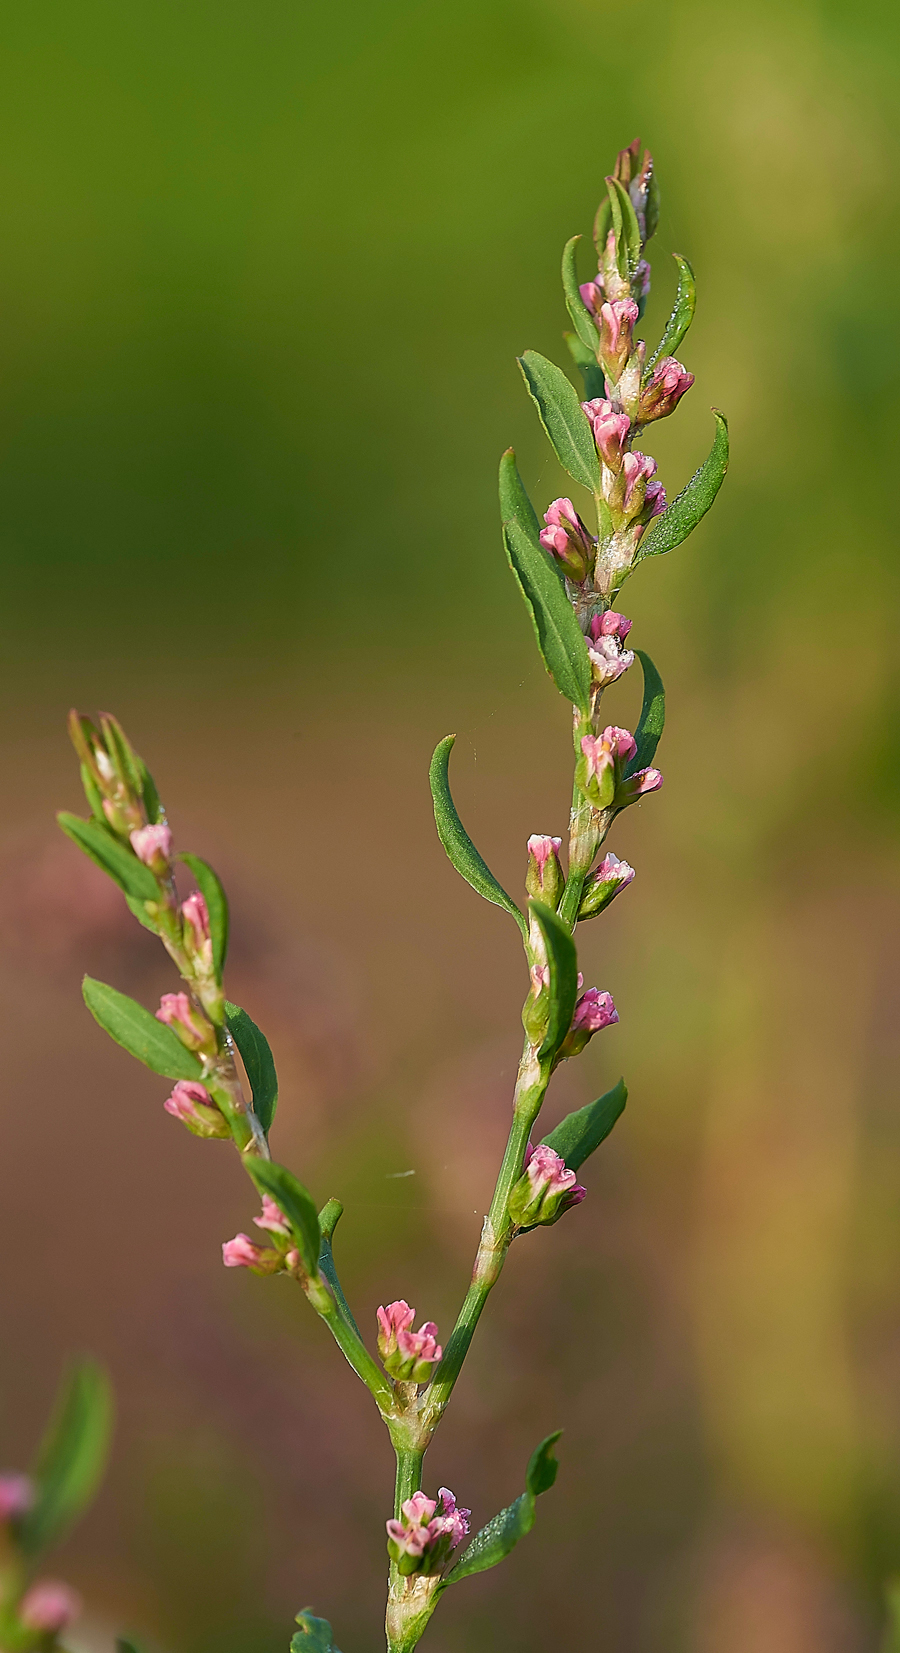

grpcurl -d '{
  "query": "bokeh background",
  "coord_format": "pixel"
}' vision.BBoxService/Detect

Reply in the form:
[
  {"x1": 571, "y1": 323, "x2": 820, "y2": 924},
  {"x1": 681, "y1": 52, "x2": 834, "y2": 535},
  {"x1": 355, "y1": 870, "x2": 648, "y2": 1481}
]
[{"x1": 1, "y1": 1, "x2": 899, "y2": 1649}]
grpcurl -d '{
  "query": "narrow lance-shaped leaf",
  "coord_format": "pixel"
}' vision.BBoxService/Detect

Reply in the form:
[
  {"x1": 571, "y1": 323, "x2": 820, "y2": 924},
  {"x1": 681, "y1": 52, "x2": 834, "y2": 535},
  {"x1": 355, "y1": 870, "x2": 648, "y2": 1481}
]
[
  {"x1": 20, "y1": 1360, "x2": 113, "y2": 1557},
  {"x1": 58, "y1": 813, "x2": 158, "y2": 904},
  {"x1": 442, "y1": 1433, "x2": 561, "y2": 1587},
  {"x1": 225, "y1": 1001, "x2": 278, "y2": 1136},
  {"x1": 633, "y1": 412, "x2": 729, "y2": 565},
  {"x1": 529, "y1": 901, "x2": 579, "y2": 1064},
  {"x1": 245, "y1": 1157, "x2": 321, "y2": 1277},
  {"x1": 625, "y1": 650, "x2": 665, "y2": 778},
  {"x1": 180, "y1": 853, "x2": 229, "y2": 980},
  {"x1": 291, "y1": 1611, "x2": 342, "y2": 1653},
  {"x1": 607, "y1": 175, "x2": 642, "y2": 281},
  {"x1": 647, "y1": 254, "x2": 696, "y2": 371},
  {"x1": 82, "y1": 976, "x2": 203, "y2": 1082},
  {"x1": 517, "y1": 351, "x2": 600, "y2": 493},
  {"x1": 561, "y1": 236, "x2": 599, "y2": 355},
  {"x1": 499, "y1": 450, "x2": 592, "y2": 715},
  {"x1": 541, "y1": 1078, "x2": 627, "y2": 1171},
  {"x1": 429, "y1": 735, "x2": 527, "y2": 938},
  {"x1": 317, "y1": 1199, "x2": 361, "y2": 1337},
  {"x1": 563, "y1": 332, "x2": 606, "y2": 402}
]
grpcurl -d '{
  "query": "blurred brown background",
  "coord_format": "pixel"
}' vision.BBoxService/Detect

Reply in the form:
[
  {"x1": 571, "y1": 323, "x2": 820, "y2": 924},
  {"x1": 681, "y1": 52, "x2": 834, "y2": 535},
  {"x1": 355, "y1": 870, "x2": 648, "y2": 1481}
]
[{"x1": 1, "y1": 1, "x2": 899, "y2": 1650}]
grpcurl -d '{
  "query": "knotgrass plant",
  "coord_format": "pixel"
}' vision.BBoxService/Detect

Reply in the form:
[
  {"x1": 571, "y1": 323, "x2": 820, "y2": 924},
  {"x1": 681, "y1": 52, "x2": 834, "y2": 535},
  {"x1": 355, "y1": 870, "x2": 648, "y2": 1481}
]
[{"x1": 2, "y1": 140, "x2": 729, "y2": 1653}]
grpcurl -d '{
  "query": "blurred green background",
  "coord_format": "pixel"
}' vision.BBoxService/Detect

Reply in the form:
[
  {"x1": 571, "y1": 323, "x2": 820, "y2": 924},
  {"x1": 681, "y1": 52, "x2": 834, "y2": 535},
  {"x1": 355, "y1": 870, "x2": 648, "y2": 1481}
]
[{"x1": 1, "y1": 0, "x2": 899, "y2": 1649}]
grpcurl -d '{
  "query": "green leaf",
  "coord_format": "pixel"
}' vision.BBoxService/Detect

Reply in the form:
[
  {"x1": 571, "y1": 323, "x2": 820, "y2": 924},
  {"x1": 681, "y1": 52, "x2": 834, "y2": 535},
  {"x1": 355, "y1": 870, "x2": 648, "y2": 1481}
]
[
  {"x1": 607, "y1": 176, "x2": 641, "y2": 279},
  {"x1": 180, "y1": 854, "x2": 229, "y2": 980},
  {"x1": 138, "y1": 761, "x2": 162, "y2": 826},
  {"x1": 528, "y1": 902, "x2": 578, "y2": 1064},
  {"x1": 125, "y1": 894, "x2": 159, "y2": 934},
  {"x1": 116, "y1": 1639, "x2": 144, "y2": 1653},
  {"x1": 563, "y1": 332, "x2": 606, "y2": 401},
  {"x1": 225, "y1": 1002, "x2": 278, "y2": 1136},
  {"x1": 634, "y1": 412, "x2": 729, "y2": 564},
  {"x1": 541, "y1": 1078, "x2": 627, "y2": 1171},
  {"x1": 517, "y1": 351, "x2": 600, "y2": 493},
  {"x1": 647, "y1": 255, "x2": 695, "y2": 371},
  {"x1": 317, "y1": 1200, "x2": 361, "y2": 1338},
  {"x1": 245, "y1": 1158, "x2": 321, "y2": 1277},
  {"x1": 291, "y1": 1611, "x2": 341, "y2": 1653},
  {"x1": 561, "y1": 236, "x2": 599, "y2": 355},
  {"x1": 429, "y1": 735, "x2": 527, "y2": 939},
  {"x1": 20, "y1": 1360, "x2": 113, "y2": 1556},
  {"x1": 443, "y1": 1432, "x2": 561, "y2": 1586},
  {"x1": 58, "y1": 813, "x2": 158, "y2": 903},
  {"x1": 82, "y1": 976, "x2": 203, "y2": 1081},
  {"x1": 499, "y1": 451, "x2": 592, "y2": 715},
  {"x1": 625, "y1": 650, "x2": 665, "y2": 777},
  {"x1": 645, "y1": 166, "x2": 661, "y2": 243}
]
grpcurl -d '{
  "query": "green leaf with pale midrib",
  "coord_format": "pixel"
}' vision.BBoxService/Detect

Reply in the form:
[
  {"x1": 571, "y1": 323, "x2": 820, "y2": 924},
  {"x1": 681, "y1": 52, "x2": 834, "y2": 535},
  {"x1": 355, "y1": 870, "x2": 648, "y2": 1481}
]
[
  {"x1": 82, "y1": 976, "x2": 203, "y2": 1081},
  {"x1": 529, "y1": 901, "x2": 579, "y2": 1064},
  {"x1": 625, "y1": 650, "x2": 665, "y2": 778},
  {"x1": 245, "y1": 1158, "x2": 321, "y2": 1277},
  {"x1": 58, "y1": 813, "x2": 158, "y2": 904},
  {"x1": 442, "y1": 1432, "x2": 561, "y2": 1586},
  {"x1": 499, "y1": 450, "x2": 592, "y2": 716},
  {"x1": 541, "y1": 1079, "x2": 627, "y2": 1171},
  {"x1": 647, "y1": 254, "x2": 695, "y2": 371},
  {"x1": 429, "y1": 734, "x2": 527, "y2": 938},
  {"x1": 225, "y1": 1001, "x2": 278, "y2": 1136},
  {"x1": 20, "y1": 1360, "x2": 113, "y2": 1557},
  {"x1": 517, "y1": 350, "x2": 600, "y2": 493},
  {"x1": 634, "y1": 412, "x2": 729, "y2": 564},
  {"x1": 561, "y1": 235, "x2": 599, "y2": 356}
]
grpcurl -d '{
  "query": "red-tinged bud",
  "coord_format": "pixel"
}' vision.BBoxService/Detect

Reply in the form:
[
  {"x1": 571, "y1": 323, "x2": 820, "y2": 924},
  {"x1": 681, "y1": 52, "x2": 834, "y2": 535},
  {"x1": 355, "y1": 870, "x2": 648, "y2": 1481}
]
[
  {"x1": 582, "y1": 398, "x2": 631, "y2": 470},
  {"x1": 155, "y1": 992, "x2": 216, "y2": 1054},
  {"x1": 508, "y1": 1142, "x2": 586, "y2": 1227},
  {"x1": 163, "y1": 1079, "x2": 230, "y2": 1139},
  {"x1": 639, "y1": 356, "x2": 694, "y2": 423},
  {"x1": 19, "y1": 1582, "x2": 82, "y2": 1635},
  {"x1": 539, "y1": 498, "x2": 595, "y2": 583},
  {"x1": 221, "y1": 1232, "x2": 286, "y2": 1273},
  {"x1": 377, "y1": 1302, "x2": 442, "y2": 1383},
  {"x1": 525, "y1": 834, "x2": 564, "y2": 908},
  {"x1": 576, "y1": 725, "x2": 636, "y2": 808},
  {"x1": 557, "y1": 989, "x2": 619, "y2": 1061},
  {"x1": 254, "y1": 1195, "x2": 292, "y2": 1238},
  {"x1": 586, "y1": 613, "x2": 634, "y2": 687},
  {"x1": 577, "y1": 852, "x2": 635, "y2": 920},
  {"x1": 386, "y1": 1488, "x2": 470, "y2": 1577},
  {"x1": 130, "y1": 823, "x2": 172, "y2": 874},
  {"x1": 620, "y1": 450, "x2": 658, "y2": 519},
  {"x1": 0, "y1": 1474, "x2": 34, "y2": 1522},
  {"x1": 579, "y1": 279, "x2": 603, "y2": 318},
  {"x1": 181, "y1": 891, "x2": 214, "y2": 976},
  {"x1": 614, "y1": 766, "x2": 664, "y2": 808},
  {"x1": 376, "y1": 1299, "x2": 415, "y2": 1360},
  {"x1": 597, "y1": 298, "x2": 638, "y2": 381}
]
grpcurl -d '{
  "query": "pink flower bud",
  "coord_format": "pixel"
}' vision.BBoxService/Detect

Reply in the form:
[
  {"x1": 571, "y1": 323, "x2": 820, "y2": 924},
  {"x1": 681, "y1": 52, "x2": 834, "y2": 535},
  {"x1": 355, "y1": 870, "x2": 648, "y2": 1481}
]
[
  {"x1": 598, "y1": 298, "x2": 638, "y2": 379},
  {"x1": 615, "y1": 766, "x2": 664, "y2": 807},
  {"x1": 130, "y1": 823, "x2": 172, "y2": 872},
  {"x1": 621, "y1": 451, "x2": 658, "y2": 518},
  {"x1": 572, "y1": 988, "x2": 619, "y2": 1032},
  {"x1": 578, "y1": 851, "x2": 635, "y2": 920},
  {"x1": 508, "y1": 1142, "x2": 586, "y2": 1227},
  {"x1": 221, "y1": 1232, "x2": 285, "y2": 1273},
  {"x1": 581, "y1": 399, "x2": 631, "y2": 470},
  {"x1": 19, "y1": 1582, "x2": 82, "y2": 1634},
  {"x1": 539, "y1": 498, "x2": 594, "y2": 584},
  {"x1": 586, "y1": 614, "x2": 634, "y2": 687},
  {"x1": 163, "y1": 1079, "x2": 230, "y2": 1139},
  {"x1": 181, "y1": 891, "x2": 214, "y2": 976},
  {"x1": 643, "y1": 479, "x2": 667, "y2": 519},
  {"x1": 378, "y1": 1303, "x2": 442, "y2": 1382},
  {"x1": 0, "y1": 1474, "x2": 34, "y2": 1522},
  {"x1": 577, "y1": 727, "x2": 637, "y2": 809},
  {"x1": 639, "y1": 356, "x2": 694, "y2": 423},
  {"x1": 579, "y1": 279, "x2": 603, "y2": 318},
  {"x1": 525, "y1": 834, "x2": 564, "y2": 907},
  {"x1": 156, "y1": 992, "x2": 214, "y2": 1053},
  {"x1": 593, "y1": 611, "x2": 632, "y2": 640},
  {"x1": 386, "y1": 1487, "x2": 470, "y2": 1576},
  {"x1": 254, "y1": 1194, "x2": 291, "y2": 1237},
  {"x1": 376, "y1": 1300, "x2": 416, "y2": 1360}
]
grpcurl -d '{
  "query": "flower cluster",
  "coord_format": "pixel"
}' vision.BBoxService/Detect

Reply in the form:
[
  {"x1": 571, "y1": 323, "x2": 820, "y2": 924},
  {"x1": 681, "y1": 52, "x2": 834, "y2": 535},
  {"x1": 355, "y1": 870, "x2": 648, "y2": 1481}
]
[
  {"x1": 222, "y1": 1196, "x2": 301, "y2": 1275},
  {"x1": 386, "y1": 1488, "x2": 470, "y2": 1576},
  {"x1": 508, "y1": 1143, "x2": 586, "y2": 1229},
  {"x1": 377, "y1": 1301, "x2": 443, "y2": 1383},
  {"x1": 576, "y1": 724, "x2": 662, "y2": 812}
]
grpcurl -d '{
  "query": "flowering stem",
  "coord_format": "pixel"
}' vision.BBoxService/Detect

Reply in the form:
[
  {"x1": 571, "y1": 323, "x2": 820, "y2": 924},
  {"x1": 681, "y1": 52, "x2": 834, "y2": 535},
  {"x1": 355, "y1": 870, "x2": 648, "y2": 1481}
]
[
  {"x1": 301, "y1": 1271, "x2": 396, "y2": 1413},
  {"x1": 558, "y1": 773, "x2": 610, "y2": 933}
]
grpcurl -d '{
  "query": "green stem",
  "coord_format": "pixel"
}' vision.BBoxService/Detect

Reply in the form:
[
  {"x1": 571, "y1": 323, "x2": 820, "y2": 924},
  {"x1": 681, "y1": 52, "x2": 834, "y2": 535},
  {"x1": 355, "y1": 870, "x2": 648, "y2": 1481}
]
[
  {"x1": 394, "y1": 1446, "x2": 426, "y2": 1517},
  {"x1": 305, "y1": 1275, "x2": 396, "y2": 1414}
]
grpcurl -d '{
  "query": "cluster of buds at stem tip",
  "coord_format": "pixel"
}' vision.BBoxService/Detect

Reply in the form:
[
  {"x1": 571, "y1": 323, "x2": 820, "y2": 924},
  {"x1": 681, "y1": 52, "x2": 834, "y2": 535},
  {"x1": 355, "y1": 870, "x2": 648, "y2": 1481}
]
[
  {"x1": 376, "y1": 1301, "x2": 442, "y2": 1383},
  {"x1": 222, "y1": 1197, "x2": 301, "y2": 1274},
  {"x1": 585, "y1": 611, "x2": 634, "y2": 688},
  {"x1": 525, "y1": 834, "x2": 564, "y2": 909},
  {"x1": 539, "y1": 498, "x2": 595, "y2": 584},
  {"x1": 577, "y1": 851, "x2": 635, "y2": 921},
  {"x1": 508, "y1": 1143, "x2": 586, "y2": 1229},
  {"x1": 67, "y1": 709, "x2": 162, "y2": 842},
  {"x1": 18, "y1": 1582, "x2": 82, "y2": 1636},
  {"x1": 576, "y1": 725, "x2": 663, "y2": 812},
  {"x1": 386, "y1": 1489, "x2": 470, "y2": 1576},
  {"x1": 163, "y1": 1079, "x2": 231, "y2": 1140}
]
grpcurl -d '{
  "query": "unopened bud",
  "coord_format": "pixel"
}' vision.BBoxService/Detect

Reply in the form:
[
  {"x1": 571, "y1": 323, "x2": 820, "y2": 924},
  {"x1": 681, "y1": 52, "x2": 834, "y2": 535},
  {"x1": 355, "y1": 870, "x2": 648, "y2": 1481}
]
[
  {"x1": 576, "y1": 725, "x2": 636, "y2": 809},
  {"x1": 163, "y1": 1079, "x2": 230, "y2": 1139},
  {"x1": 557, "y1": 988, "x2": 619, "y2": 1060},
  {"x1": 377, "y1": 1302, "x2": 442, "y2": 1383},
  {"x1": 155, "y1": 992, "x2": 216, "y2": 1054},
  {"x1": 0, "y1": 1474, "x2": 34, "y2": 1523},
  {"x1": 130, "y1": 823, "x2": 172, "y2": 874},
  {"x1": 617, "y1": 451, "x2": 659, "y2": 521},
  {"x1": 639, "y1": 356, "x2": 694, "y2": 423},
  {"x1": 508, "y1": 1142, "x2": 586, "y2": 1228},
  {"x1": 19, "y1": 1582, "x2": 82, "y2": 1635},
  {"x1": 614, "y1": 765, "x2": 663, "y2": 808},
  {"x1": 597, "y1": 299, "x2": 638, "y2": 382},
  {"x1": 221, "y1": 1232, "x2": 286, "y2": 1274},
  {"x1": 577, "y1": 852, "x2": 635, "y2": 920},
  {"x1": 582, "y1": 399, "x2": 631, "y2": 471},
  {"x1": 182, "y1": 892, "x2": 214, "y2": 975},
  {"x1": 525, "y1": 835, "x2": 564, "y2": 908},
  {"x1": 539, "y1": 498, "x2": 595, "y2": 583}
]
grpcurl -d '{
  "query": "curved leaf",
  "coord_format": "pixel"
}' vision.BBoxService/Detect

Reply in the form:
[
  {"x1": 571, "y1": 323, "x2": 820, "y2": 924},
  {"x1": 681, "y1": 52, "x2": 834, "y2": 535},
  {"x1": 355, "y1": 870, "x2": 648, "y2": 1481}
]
[
  {"x1": 541, "y1": 1078, "x2": 627, "y2": 1171},
  {"x1": 634, "y1": 412, "x2": 729, "y2": 564},
  {"x1": 443, "y1": 1432, "x2": 561, "y2": 1585},
  {"x1": 625, "y1": 650, "x2": 665, "y2": 777},
  {"x1": 647, "y1": 254, "x2": 695, "y2": 371},
  {"x1": 316, "y1": 1199, "x2": 360, "y2": 1338},
  {"x1": 429, "y1": 735, "x2": 527, "y2": 938},
  {"x1": 225, "y1": 1001, "x2": 278, "y2": 1136},
  {"x1": 245, "y1": 1157, "x2": 321, "y2": 1277},
  {"x1": 606, "y1": 175, "x2": 642, "y2": 280},
  {"x1": 82, "y1": 976, "x2": 203, "y2": 1081},
  {"x1": 499, "y1": 450, "x2": 592, "y2": 715},
  {"x1": 561, "y1": 236, "x2": 599, "y2": 355},
  {"x1": 529, "y1": 902, "x2": 578, "y2": 1064},
  {"x1": 292, "y1": 1611, "x2": 341, "y2": 1653},
  {"x1": 180, "y1": 853, "x2": 229, "y2": 980},
  {"x1": 20, "y1": 1360, "x2": 113, "y2": 1557},
  {"x1": 58, "y1": 813, "x2": 158, "y2": 903},
  {"x1": 517, "y1": 351, "x2": 600, "y2": 493}
]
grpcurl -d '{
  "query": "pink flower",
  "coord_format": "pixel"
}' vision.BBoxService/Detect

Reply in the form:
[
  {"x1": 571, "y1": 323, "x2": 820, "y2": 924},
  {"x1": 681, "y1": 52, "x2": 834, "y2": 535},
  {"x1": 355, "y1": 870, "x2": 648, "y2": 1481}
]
[
  {"x1": 222, "y1": 1233, "x2": 266, "y2": 1268},
  {"x1": 596, "y1": 851, "x2": 634, "y2": 883},
  {"x1": 539, "y1": 498, "x2": 594, "y2": 583},
  {"x1": 156, "y1": 992, "x2": 212, "y2": 1053},
  {"x1": 598, "y1": 298, "x2": 638, "y2": 378},
  {"x1": 579, "y1": 279, "x2": 603, "y2": 318},
  {"x1": 436, "y1": 1487, "x2": 471, "y2": 1550},
  {"x1": 643, "y1": 479, "x2": 667, "y2": 519},
  {"x1": 508, "y1": 1143, "x2": 586, "y2": 1227},
  {"x1": 377, "y1": 1302, "x2": 442, "y2": 1382},
  {"x1": 19, "y1": 1582, "x2": 82, "y2": 1634},
  {"x1": 586, "y1": 614, "x2": 634, "y2": 687},
  {"x1": 581, "y1": 399, "x2": 631, "y2": 469},
  {"x1": 578, "y1": 851, "x2": 635, "y2": 920},
  {"x1": 163, "y1": 1079, "x2": 229, "y2": 1139},
  {"x1": 572, "y1": 988, "x2": 619, "y2": 1032},
  {"x1": 525, "y1": 834, "x2": 564, "y2": 907},
  {"x1": 182, "y1": 891, "x2": 213, "y2": 973},
  {"x1": 386, "y1": 1487, "x2": 470, "y2": 1576},
  {"x1": 526, "y1": 834, "x2": 562, "y2": 870},
  {"x1": 621, "y1": 451, "x2": 658, "y2": 516},
  {"x1": 376, "y1": 1300, "x2": 415, "y2": 1360},
  {"x1": 254, "y1": 1194, "x2": 291, "y2": 1237},
  {"x1": 639, "y1": 355, "x2": 694, "y2": 422},
  {"x1": 0, "y1": 1474, "x2": 33, "y2": 1522},
  {"x1": 616, "y1": 766, "x2": 664, "y2": 805},
  {"x1": 130, "y1": 823, "x2": 172, "y2": 871},
  {"x1": 592, "y1": 611, "x2": 632, "y2": 640}
]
